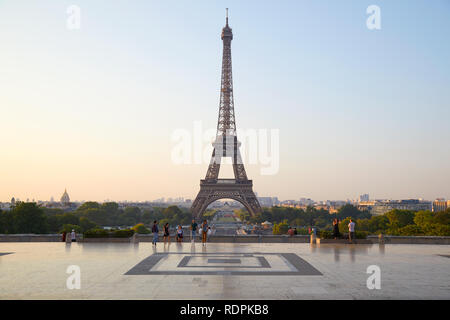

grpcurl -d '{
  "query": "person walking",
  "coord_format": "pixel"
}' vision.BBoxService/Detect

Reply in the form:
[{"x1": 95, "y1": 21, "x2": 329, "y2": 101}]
[
  {"x1": 201, "y1": 220, "x2": 208, "y2": 246},
  {"x1": 348, "y1": 219, "x2": 355, "y2": 243},
  {"x1": 152, "y1": 221, "x2": 159, "y2": 246},
  {"x1": 62, "y1": 231, "x2": 66, "y2": 242},
  {"x1": 190, "y1": 219, "x2": 198, "y2": 243},
  {"x1": 163, "y1": 223, "x2": 170, "y2": 244}
]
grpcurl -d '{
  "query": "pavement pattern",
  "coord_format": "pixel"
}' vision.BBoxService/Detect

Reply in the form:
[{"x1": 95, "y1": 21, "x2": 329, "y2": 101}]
[{"x1": 0, "y1": 242, "x2": 449, "y2": 299}]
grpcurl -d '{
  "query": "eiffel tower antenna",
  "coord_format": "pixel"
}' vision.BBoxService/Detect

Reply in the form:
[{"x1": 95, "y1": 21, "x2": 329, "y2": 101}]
[{"x1": 191, "y1": 11, "x2": 262, "y2": 218}]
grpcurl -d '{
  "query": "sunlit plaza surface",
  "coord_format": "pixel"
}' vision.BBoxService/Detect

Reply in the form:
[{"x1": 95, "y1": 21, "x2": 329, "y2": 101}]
[{"x1": 0, "y1": 242, "x2": 449, "y2": 300}]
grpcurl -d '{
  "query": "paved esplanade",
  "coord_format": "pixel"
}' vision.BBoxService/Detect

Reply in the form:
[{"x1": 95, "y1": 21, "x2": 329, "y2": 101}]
[{"x1": 0, "y1": 242, "x2": 449, "y2": 299}]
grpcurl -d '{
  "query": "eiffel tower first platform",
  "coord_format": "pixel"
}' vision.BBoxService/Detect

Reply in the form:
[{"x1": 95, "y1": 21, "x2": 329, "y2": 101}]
[{"x1": 191, "y1": 10, "x2": 262, "y2": 218}]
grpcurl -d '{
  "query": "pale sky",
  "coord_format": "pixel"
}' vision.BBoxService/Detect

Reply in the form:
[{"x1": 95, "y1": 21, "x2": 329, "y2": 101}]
[{"x1": 1, "y1": 0, "x2": 449, "y2": 202}]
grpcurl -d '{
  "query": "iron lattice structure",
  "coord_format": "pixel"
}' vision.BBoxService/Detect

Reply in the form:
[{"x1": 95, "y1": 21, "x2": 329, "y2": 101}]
[{"x1": 191, "y1": 11, "x2": 262, "y2": 218}]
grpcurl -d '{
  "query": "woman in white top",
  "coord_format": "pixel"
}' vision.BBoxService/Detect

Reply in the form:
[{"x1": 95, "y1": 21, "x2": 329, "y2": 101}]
[{"x1": 71, "y1": 229, "x2": 76, "y2": 242}]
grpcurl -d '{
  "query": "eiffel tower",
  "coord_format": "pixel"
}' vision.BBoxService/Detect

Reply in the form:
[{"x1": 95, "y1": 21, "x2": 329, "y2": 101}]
[{"x1": 191, "y1": 10, "x2": 262, "y2": 218}]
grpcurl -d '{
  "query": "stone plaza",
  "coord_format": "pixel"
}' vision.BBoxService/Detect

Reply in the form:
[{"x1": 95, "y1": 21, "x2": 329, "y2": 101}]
[{"x1": 0, "y1": 242, "x2": 449, "y2": 299}]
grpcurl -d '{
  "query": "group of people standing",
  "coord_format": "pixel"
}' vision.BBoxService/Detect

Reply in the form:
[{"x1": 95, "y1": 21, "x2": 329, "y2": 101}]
[
  {"x1": 332, "y1": 218, "x2": 356, "y2": 243},
  {"x1": 61, "y1": 229, "x2": 77, "y2": 242},
  {"x1": 151, "y1": 219, "x2": 211, "y2": 246}
]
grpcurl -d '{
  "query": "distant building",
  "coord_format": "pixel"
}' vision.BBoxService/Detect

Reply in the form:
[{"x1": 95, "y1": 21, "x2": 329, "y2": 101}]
[
  {"x1": 358, "y1": 199, "x2": 432, "y2": 215},
  {"x1": 258, "y1": 197, "x2": 274, "y2": 207},
  {"x1": 299, "y1": 198, "x2": 314, "y2": 206},
  {"x1": 11, "y1": 197, "x2": 15, "y2": 206},
  {"x1": 60, "y1": 189, "x2": 70, "y2": 205},
  {"x1": 359, "y1": 194, "x2": 369, "y2": 202},
  {"x1": 432, "y1": 198, "x2": 449, "y2": 212}
]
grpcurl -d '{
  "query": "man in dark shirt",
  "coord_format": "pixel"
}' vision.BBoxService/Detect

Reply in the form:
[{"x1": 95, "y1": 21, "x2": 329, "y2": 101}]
[{"x1": 190, "y1": 219, "x2": 198, "y2": 242}]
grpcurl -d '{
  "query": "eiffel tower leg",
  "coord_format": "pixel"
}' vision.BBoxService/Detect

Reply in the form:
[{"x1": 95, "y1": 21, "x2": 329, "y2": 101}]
[
  {"x1": 242, "y1": 191, "x2": 262, "y2": 215},
  {"x1": 205, "y1": 148, "x2": 221, "y2": 181},
  {"x1": 191, "y1": 192, "x2": 207, "y2": 218}
]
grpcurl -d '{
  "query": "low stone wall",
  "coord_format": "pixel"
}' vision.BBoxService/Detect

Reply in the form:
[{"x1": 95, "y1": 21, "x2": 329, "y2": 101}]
[
  {"x1": 136, "y1": 234, "x2": 310, "y2": 243},
  {"x1": 0, "y1": 234, "x2": 61, "y2": 242},
  {"x1": 316, "y1": 238, "x2": 372, "y2": 245},
  {"x1": 368, "y1": 235, "x2": 450, "y2": 245},
  {"x1": 1, "y1": 234, "x2": 449, "y2": 244},
  {"x1": 81, "y1": 237, "x2": 133, "y2": 243}
]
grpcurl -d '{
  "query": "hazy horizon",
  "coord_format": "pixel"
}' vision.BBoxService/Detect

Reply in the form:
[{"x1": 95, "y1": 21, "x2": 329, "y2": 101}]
[{"x1": 1, "y1": 0, "x2": 449, "y2": 203}]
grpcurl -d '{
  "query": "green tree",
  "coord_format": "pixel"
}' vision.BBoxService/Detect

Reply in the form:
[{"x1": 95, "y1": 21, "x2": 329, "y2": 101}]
[
  {"x1": 132, "y1": 223, "x2": 150, "y2": 234},
  {"x1": 79, "y1": 217, "x2": 97, "y2": 232},
  {"x1": 434, "y1": 210, "x2": 450, "y2": 225},
  {"x1": 45, "y1": 213, "x2": 95, "y2": 233},
  {"x1": 273, "y1": 220, "x2": 289, "y2": 235},
  {"x1": 336, "y1": 204, "x2": 370, "y2": 220},
  {"x1": 1, "y1": 210, "x2": 15, "y2": 233},
  {"x1": 163, "y1": 206, "x2": 182, "y2": 216},
  {"x1": 42, "y1": 208, "x2": 65, "y2": 216},
  {"x1": 397, "y1": 225, "x2": 424, "y2": 236},
  {"x1": 368, "y1": 215, "x2": 390, "y2": 233},
  {"x1": 124, "y1": 207, "x2": 141, "y2": 221},
  {"x1": 413, "y1": 210, "x2": 434, "y2": 228},
  {"x1": 385, "y1": 209, "x2": 415, "y2": 232},
  {"x1": 77, "y1": 202, "x2": 101, "y2": 211},
  {"x1": 141, "y1": 210, "x2": 154, "y2": 224},
  {"x1": 60, "y1": 224, "x2": 82, "y2": 234},
  {"x1": 11, "y1": 202, "x2": 48, "y2": 234},
  {"x1": 81, "y1": 208, "x2": 108, "y2": 226}
]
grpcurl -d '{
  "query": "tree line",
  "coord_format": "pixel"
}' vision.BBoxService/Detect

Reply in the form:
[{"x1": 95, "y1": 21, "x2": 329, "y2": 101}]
[
  {"x1": 236, "y1": 204, "x2": 371, "y2": 229},
  {"x1": 1, "y1": 202, "x2": 449, "y2": 236},
  {"x1": 237, "y1": 205, "x2": 450, "y2": 236},
  {"x1": 0, "y1": 202, "x2": 193, "y2": 234}
]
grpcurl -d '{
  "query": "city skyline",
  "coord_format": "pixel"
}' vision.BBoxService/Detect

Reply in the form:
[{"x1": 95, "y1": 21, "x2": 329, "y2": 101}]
[
  {"x1": 1, "y1": 188, "x2": 442, "y2": 204},
  {"x1": 1, "y1": 0, "x2": 449, "y2": 202}
]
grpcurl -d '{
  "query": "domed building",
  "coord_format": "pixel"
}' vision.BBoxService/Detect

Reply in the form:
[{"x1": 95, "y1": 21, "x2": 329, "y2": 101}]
[{"x1": 60, "y1": 189, "x2": 70, "y2": 205}]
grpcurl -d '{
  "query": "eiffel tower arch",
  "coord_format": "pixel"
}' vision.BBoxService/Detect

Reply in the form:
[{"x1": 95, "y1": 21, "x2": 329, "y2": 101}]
[{"x1": 191, "y1": 10, "x2": 262, "y2": 219}]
